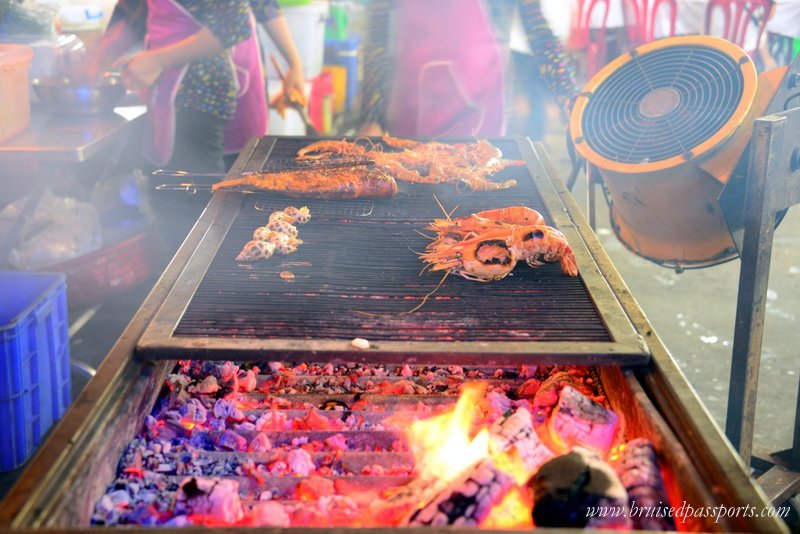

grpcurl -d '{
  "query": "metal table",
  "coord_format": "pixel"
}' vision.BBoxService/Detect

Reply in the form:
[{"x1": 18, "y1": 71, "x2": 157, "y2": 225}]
[
  {"x1": 0, "y1": 105, "x2": 146, "y2": 268},
  {"x1": 0, "y1": 105, "x2": 146, "y2": 163}
]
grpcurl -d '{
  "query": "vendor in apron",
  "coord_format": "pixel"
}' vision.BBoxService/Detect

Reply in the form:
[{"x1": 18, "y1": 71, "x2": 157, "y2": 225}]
[
  {"x1": 96, "y1": 0, "x2": 304, "y2": 173},
  {"x1": 358, "y1": 0, "x2": 577, "y2": 138}
]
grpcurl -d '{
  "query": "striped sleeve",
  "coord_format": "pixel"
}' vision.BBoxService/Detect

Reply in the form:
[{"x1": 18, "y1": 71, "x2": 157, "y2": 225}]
[{"x1": 518, "y1": 0, "x2": 580, "y2": 115}]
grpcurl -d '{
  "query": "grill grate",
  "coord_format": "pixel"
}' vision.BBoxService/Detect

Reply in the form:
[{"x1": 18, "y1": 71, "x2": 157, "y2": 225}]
[
  {"x1": 254, "y1": 198, "x2": 375, "y2": 217},
  {"x1": 139, "y1": 136, "x2": 649, "y2": 364},
  {"x1": 581, "y1": 45, "x2": 745, "y2": 164},
  {"x1": 173, "y1": 138, "x2": 608, "y2": 343}
]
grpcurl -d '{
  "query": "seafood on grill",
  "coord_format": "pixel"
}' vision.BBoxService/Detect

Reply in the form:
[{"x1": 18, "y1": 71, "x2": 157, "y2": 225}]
[
  {"x1": 421, "y1": 224, "x2": 579, "y2": 281},
  {"x1": 237, "y1": 206, "x2": 309, "y2": 261},
  {"x1": 295, "y1": 135, "x2": 523, "y2": 192},
  {"x1": 212, "y1": 165, "x2": 398, "y2": 199},
  {"x1": 237, "y1": 240, "x2": 276, "y2": 261},
  {"x1": 426, "y1": 206, "x2": 546, "y2": 248}
]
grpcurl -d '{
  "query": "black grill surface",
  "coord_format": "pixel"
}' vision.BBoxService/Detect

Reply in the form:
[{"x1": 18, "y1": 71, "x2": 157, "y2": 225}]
[{"x1": 172, "y1": 138, "x2": 611, "y2": 343}]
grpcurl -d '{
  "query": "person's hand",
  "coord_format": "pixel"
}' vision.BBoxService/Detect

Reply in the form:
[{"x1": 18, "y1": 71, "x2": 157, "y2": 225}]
[
  {"x1": 358, "y1": 122, "x2": 383, "y2": 137},
  {"x1": 283, "y1": 66, "x2": 306, "y2": 108},
  {"x1": 116, "y1": 50, "x2": 164, "y2": 91}
]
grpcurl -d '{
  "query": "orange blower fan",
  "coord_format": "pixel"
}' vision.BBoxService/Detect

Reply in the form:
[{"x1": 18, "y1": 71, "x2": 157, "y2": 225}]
[{"x1": 570, "y1": 35, "x2": 797, "y2": 270}]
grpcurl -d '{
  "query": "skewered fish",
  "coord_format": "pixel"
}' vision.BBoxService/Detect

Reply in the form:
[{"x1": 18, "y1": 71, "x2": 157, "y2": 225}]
[
  {"x1": 212, "y1": 166, "x2": 398, "y2": 199},
  {"x1": 296, "y1": 135, "x2": 522, "y2": 191}
]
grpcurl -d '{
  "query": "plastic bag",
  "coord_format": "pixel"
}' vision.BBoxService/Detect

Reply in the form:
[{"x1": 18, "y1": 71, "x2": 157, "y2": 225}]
[{"x1": 2, "y1": 188, "x2": 103, "y2": 270}]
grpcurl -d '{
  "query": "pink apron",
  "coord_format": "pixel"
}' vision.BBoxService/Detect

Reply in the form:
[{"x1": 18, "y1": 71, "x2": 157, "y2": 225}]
[
  {"x1": 386, "y1": 0, "x2": 505, "y2": 137},
  {"x1": 144, "y1": 0, "x2": 267, "y2": 166}
]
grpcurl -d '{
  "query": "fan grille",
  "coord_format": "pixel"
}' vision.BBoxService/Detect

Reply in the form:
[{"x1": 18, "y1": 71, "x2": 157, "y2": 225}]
[{"x1": 581, "y1": 45, "x2": 745, "y2": 164}]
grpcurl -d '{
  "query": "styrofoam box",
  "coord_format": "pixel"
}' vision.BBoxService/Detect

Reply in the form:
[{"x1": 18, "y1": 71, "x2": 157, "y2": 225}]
[
  {"x1": 260, "y1": 1, "x2": 330, "y2": 80},
  {"x1": 0, "y1": 272, "x2": 71, "y2": 472}
]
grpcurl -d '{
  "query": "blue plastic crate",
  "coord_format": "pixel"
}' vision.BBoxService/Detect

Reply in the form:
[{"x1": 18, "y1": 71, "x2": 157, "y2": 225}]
[
  {"x1": 0, "y1": 272, "x2": 70, "y2": 472},
  {"x1": 324, "y1": 36, "x2": 361, "y2": 112}
]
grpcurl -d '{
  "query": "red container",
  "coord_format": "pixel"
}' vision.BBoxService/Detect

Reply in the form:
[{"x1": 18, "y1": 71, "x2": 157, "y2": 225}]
[
  {"x1": 309, "y1": 71, "x2": 333, "y2": 134},
  {"x1": 44, "y1": 229, "x2": 164, "y2": 308}
]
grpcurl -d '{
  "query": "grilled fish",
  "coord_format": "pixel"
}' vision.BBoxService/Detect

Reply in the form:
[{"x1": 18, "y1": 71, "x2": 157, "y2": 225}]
[{"x1": 211, "y1": 166, "x2": 398, "y2": 199}]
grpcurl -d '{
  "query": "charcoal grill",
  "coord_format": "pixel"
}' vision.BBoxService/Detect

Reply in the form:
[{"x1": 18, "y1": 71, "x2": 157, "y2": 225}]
[
  {"x1": 138, "y1": 136, "x2": 648, "y2": 366},
  {"x1": 0, "y1": 139, "x2": 786, "y2": 533}
]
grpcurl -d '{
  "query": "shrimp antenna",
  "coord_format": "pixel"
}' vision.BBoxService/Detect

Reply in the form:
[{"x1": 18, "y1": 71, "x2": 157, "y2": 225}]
[
  {"x1": 354, "y1": 272, "x2": 450, "y2": 317},
  {"x1": 432, "y1": 194, "x2": 458, "y2": 220}
]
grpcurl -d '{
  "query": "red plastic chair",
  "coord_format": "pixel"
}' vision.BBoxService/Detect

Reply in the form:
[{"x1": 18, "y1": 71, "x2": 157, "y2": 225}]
[
  {"x1": 566, "y1": 0, "x2": 611, "y2": 79},
  {"x1": 704, "y1": 0, "x2": 774, "y2": 57},
  {"x1": 622, "y1": 0, "x2": 678, "y2": 46}
]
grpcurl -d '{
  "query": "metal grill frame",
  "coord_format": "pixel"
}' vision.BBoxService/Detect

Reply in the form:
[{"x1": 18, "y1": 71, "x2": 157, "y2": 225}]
[
  {"x1": 136, "y1": 136, "x2": 649, "y2": 366},
  {"x1": 0, "y1": 141, "x2": 785, "y2": 533}
]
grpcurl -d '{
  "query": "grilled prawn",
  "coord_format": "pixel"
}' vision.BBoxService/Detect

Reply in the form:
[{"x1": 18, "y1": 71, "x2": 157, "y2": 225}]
[
  {"x1": 295, "y1": 136, "x2": 522, "y2": 192},
  {"x1": 421, "y1": 225, "x2": 578, "y2": 281},
  {"x1": 427, "y1": 206, "x2": 546, "y2": 247}
]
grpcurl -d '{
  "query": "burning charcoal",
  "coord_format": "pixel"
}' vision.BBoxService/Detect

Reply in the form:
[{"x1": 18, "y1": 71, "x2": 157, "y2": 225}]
[
  {"x1": 192, "y1": 375, "x2": 220, "y2": 395},
  {"x1": 180, "y1": 398, "x2": 208, "y2": 424},
  {"x1": 213, "y1": 399, "x2": 245, "y2": 421},
  {"x1": 175, "y1": 477, "x2": 243, "y2": 523},
  {"x1": 519, "y1": 365, "x2": 537, "y2": 379},
  {"x1": 287, "y1": 448, "x2": 316, "y2": 476},
  {"x1": 529, "y1": 370, "x2": 596, "y2": 415},
  {"x1": 248, "y1": 432, "x2": 272, "y2": 452},
  {"x1": 296, "y1": 475, "x2": 336, "y2": 501},
  {"x1": 514, "y1": 378, "x2": 542, "y2": 398},
  {"x1": 250, "y1": 501, "x2": 291, "y2": 527},
  {"x1": 488, "y1": 407, "x2": 554, "y2": 474},
  {"x1": 125, "y1": 503, "x2": 161, "y2": 526},
  {"x1": 238, "y1": 369, "x2": 257, "y2": 392},
  {"x1": 548, "y1": 385, "x2": 619, "y2": 456},
  {"x1": 323, "y1": 433, "x2": 348, "y2": 452},
  {"x1": 255, "y1": 410, "x2": 288, "y2": 431},
  {"x1": 407, "y1": 458, "x2": 513, "y2": 526},
  {"x1": 612, "y1": 438, "x2": 675, "y2": 531},
  {"x1": 529, "y1": 447, "x2": 630, "y2": 529},
  {"x1": 215, "y1": 430, "x2": 247, "y2": 451}
]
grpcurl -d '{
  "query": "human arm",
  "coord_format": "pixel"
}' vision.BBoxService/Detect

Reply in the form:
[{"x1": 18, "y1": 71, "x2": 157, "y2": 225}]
[
  {"x1": 262, "y1": 15, "x2": 306, "y2": 98},
  {"x1": 251, "y1": 0, "x2": 305, "y2": 103},
  {"x1": 118, "y1": 0, "x2": 254, "y2": 91},
  {"x1": 83, "y1": 0, "x2": 146, "y2": 80},
  {"x1": 118, "y1": 27, "x2": 225, "y2": 91},
  {"x1": 517, "y1": 0, "x2": 579, "y2": 117},
  {"x1": 357, "y1": 1, "x2": 393, "y2": 134}
]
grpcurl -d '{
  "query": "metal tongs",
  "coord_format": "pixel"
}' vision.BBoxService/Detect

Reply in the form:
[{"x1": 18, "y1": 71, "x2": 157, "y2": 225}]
[{"x1": 154, "y1": 156, "x2": 375, "y2": 194}]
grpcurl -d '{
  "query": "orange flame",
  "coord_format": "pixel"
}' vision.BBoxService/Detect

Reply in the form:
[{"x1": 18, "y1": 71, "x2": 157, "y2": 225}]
[
  {"x1": 481, "y1": 486, "x2": 533, "y2": 529},
  {"x1": 406, "y1": 382, "x2": 489, "y2": 483}
]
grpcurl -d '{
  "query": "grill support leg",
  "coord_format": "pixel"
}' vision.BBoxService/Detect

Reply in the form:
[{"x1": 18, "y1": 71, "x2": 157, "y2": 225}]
[{"x1": 725, "y1": 108, "x2": 800, "y2": 505}]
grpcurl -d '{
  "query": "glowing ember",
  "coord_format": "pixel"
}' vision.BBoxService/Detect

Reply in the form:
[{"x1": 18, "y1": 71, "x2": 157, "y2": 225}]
[{"x1": 92, "y1": 362, "x2": 676, "y2": 530}]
